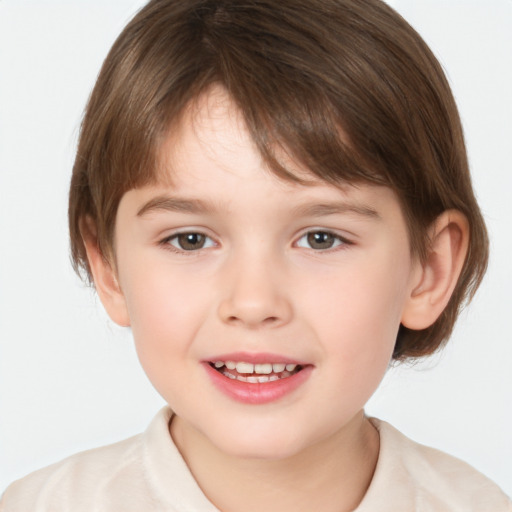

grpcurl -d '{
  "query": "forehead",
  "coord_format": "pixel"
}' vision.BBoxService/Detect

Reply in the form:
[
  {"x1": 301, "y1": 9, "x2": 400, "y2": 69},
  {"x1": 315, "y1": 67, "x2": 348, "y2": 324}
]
[
  {"x1": 125, "y1": 86, "x2": 404, "y2": 225},
  {"x1": 156, "y1": 85, "x2": 343, "y2": 190}
]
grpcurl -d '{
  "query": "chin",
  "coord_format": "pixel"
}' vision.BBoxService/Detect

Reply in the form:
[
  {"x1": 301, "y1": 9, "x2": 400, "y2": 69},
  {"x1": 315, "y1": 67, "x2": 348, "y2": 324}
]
[{"x1": 204, "y1": 419, "x2": 321, "y2": 461}]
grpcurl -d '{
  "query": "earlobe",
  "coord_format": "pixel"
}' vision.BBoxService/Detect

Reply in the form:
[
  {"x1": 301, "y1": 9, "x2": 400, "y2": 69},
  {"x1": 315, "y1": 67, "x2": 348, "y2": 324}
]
[
  {"x1": 81, "y1": 216, "x2": 131, "y2": 327},
  {"x1": 401, "y1": 210, "x2": 469, "y2": 330}
]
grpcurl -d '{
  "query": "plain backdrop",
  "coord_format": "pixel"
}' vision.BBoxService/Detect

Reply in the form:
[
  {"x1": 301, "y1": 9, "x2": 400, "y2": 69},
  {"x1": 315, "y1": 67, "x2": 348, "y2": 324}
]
[{"x1": 0, "y1": 0, "x2": 511, "y2": 497}]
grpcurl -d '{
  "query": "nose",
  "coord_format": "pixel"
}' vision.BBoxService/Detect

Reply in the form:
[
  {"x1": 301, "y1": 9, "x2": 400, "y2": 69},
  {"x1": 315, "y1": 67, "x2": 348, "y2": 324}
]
[{"x1": 217, "y1": 252, "x2": 293, "y2": 329}]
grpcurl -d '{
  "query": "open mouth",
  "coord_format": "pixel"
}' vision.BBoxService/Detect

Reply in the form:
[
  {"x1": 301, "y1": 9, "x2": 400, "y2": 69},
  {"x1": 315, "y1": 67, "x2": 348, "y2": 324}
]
[{"x1": 209, "y1": 361, "x2": 303, "y2": 383}]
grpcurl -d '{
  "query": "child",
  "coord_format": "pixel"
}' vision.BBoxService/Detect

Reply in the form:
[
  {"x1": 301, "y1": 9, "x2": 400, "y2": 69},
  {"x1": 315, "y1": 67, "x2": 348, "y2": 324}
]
[{"x1": 1, "y1": 0, "x2": 510, "y2": 510}]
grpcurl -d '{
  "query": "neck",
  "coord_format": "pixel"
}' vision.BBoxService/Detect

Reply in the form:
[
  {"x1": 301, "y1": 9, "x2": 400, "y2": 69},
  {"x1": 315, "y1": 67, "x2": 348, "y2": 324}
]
[{"x1": 170, "y1": 411, "x2": 379, "y2": 512}]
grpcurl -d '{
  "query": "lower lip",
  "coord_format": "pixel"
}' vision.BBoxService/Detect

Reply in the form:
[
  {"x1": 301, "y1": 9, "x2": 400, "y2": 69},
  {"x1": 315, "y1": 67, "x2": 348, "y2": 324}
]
[{"x1": 203, "y1": 363, "x2": 313, "y2": 404}]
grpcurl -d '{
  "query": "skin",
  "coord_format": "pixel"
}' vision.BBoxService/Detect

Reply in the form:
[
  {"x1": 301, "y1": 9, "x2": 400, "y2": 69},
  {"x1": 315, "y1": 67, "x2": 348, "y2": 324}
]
[{"x1": 85, "y1": 86, "x2": 469, "y2": 512}]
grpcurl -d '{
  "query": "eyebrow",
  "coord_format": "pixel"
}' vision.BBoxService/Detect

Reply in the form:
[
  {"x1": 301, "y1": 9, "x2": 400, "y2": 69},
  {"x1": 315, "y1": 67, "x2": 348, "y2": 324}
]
[
  {"x1": 137, "y1": 195, "x2": 381, "y2": 220},
  {"x1": 292, "y1": 201, "x2": 381, "y2": 220},
  {"x1": 137, "y1": 196, "x2": 215, "y2": 217}
]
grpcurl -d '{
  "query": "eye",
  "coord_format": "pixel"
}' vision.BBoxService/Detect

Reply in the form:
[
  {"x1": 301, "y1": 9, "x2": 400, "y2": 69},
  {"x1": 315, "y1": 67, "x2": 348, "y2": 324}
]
[
  {"x1": 296, "y1": 230, "x2": 347, "y2": 250},
  {"x1": 165, "y1": 232, "x2": 216, "y2": 251}
]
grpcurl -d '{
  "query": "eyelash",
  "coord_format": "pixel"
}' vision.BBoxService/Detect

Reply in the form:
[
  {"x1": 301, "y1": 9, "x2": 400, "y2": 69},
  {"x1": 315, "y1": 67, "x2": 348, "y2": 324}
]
[
  {"x1": 159, "y1": 229, "x2": 354, "y2": 256},
  {"x1": 160, "y1": 231, "x2": 217, "y2": 253},
  {"x1": 295, "y1": 230, "x2": 352, "y2": 252}
]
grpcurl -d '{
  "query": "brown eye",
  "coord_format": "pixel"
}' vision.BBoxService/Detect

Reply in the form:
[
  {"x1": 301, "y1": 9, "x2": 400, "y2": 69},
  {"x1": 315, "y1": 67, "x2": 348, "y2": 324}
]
[
  {"x1": 307, "y1": 231, "x2": 336, "y2": 249},
  {"x1": 296, "y1": 231, "x2": 345, "y2": 250},
  {"x1": 169, "y1": 233, "x2": 213, "y2": 251}
]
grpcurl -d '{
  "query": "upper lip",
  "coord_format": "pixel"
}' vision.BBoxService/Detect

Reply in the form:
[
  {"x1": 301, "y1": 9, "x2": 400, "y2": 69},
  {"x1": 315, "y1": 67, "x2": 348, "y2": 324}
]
[{"x1": 203, "y1": 352, "x2": 308, "y2": 365}]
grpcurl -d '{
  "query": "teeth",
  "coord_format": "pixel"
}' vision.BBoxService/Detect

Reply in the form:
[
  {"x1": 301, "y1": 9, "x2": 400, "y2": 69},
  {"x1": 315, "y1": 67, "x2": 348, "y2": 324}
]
[
  {"x1": 220, "y1": 368, "x2": 297, "y2": 383},
  {"x1": 212, "y1": 360, "x2": 302, "y2": 381},
  {"x1": 236, "y1": 362, "x2": 254, "y2": 374},
  {"x1": 254, "y1": 363, "x2": 272, "y2": 374},
  {"x1": 235, "y1": 375, "x2": 281, "y2": 384}
]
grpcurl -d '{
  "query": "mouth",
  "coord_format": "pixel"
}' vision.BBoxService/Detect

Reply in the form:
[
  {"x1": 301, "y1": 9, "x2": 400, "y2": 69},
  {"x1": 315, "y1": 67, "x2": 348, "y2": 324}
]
[
  {"x1": 204, "y1": 356, "x2": 312, "y2": 404},
  {"x1": 209, "y1": 360, "x2": 303, "y2": 383}
]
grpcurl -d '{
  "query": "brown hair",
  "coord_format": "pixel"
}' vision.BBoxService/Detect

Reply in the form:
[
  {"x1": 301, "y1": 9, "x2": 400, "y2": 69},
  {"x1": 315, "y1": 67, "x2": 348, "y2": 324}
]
[{"x1": 69, "y1": 0, "x2": 488, "y2": 360}]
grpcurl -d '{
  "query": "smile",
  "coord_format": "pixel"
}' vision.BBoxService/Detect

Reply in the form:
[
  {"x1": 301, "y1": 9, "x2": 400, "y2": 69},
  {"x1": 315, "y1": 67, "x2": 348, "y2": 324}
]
[
  {"x1": 210, "y1": 361, "x2": 302, "y2": 383},
  {"x1": 204, "y1": 354, "x2": 312, "y2": 404}
]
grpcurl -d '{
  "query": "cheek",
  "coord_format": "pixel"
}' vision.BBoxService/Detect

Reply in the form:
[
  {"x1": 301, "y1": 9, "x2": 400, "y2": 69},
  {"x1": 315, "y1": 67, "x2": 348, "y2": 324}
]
[
  {"x1": 118, "y1": 262, "x2": 209, "y2": 386},
  {"x1": 302, "y1": 259, "x2": 408, "y2": 341},
  {"x1": 298, "y1": 252, "x2": 411, "y2": 387}
]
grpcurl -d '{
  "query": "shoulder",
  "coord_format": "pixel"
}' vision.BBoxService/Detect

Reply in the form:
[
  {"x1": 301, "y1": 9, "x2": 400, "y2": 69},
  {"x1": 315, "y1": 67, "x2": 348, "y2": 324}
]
[
  {"x1": 1, "y1": 407, "x2": 217, "y2": 512},
  {"x1": 360, "y1": 419, "x2": 512, "y2": 512},
  {"x1": 0, "y1": 433, "x2": 145, "y2": 512}
]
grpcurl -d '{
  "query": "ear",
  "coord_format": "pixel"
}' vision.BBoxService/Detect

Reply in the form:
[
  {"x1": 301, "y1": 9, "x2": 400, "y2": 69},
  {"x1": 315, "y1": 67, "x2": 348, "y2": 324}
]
[
  {"x1": 401, "y1": 210, "x2": 469, "y2": 330},
  {"x1": 81, "y1": 216, "x2": 130, "y2": 327}
]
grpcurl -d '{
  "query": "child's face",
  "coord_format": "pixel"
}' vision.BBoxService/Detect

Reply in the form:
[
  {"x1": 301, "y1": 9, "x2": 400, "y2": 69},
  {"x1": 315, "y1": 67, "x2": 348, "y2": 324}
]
[{"x1": 110, "y1": 87, "x2": 421, "y2": 459}]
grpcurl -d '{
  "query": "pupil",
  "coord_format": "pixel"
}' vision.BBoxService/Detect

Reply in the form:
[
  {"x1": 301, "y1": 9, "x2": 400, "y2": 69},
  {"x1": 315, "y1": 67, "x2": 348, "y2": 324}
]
[
  {"x1": 179, "y1": 233, "x2": 204, "y2": 250},
  {"x1": 308, "y1": 232, "x2": 334, "y2": 249}
]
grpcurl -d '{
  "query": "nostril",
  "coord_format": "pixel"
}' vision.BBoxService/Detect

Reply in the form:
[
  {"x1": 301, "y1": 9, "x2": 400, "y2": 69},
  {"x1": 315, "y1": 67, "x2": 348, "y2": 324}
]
[
  {"x1": 218, "y1": 294, "x2": 293, "y2": 328},
  {"x1": 225, "y1": 314, "x2": 280, "y2": 327}
]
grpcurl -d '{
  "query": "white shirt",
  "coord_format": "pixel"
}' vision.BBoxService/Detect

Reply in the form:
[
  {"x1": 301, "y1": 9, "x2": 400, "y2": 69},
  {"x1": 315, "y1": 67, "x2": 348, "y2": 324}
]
[{"x1": 1, "y1": 407, "x2": 510, "y2": 511}]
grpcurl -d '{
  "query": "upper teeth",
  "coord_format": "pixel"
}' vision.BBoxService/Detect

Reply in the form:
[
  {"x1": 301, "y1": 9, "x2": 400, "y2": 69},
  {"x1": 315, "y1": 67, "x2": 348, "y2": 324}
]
[{"x1": 213, "y1": 361, "x2": 297, "y2": 374}]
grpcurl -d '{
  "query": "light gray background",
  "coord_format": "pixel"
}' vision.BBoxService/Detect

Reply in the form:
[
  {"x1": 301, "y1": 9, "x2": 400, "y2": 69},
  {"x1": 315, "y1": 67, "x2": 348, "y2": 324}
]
[{"x1": 1, "y1": 0, "x2": 511, "y2": 496}]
